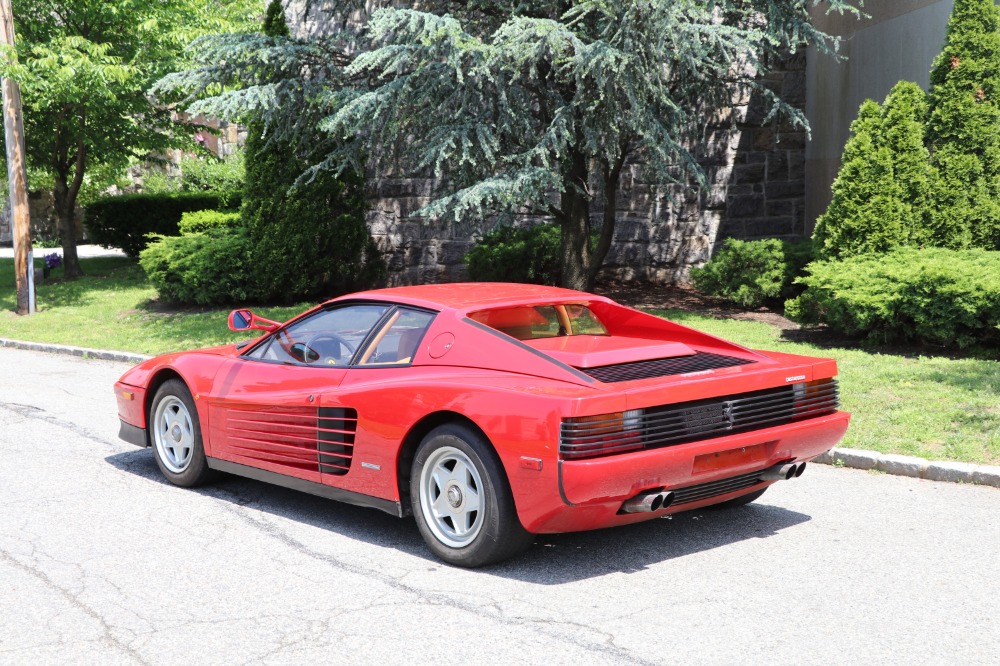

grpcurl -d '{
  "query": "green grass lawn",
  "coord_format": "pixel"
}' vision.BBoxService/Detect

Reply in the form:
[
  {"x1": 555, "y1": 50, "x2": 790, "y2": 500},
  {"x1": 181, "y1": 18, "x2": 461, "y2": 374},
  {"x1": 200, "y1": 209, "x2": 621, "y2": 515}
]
[
  {"x1": 2, "y1": 256, "x2": 998, "y2": 465},
  {"x1": 0, "y1": 256, "x2": 305, "y2": 354}
]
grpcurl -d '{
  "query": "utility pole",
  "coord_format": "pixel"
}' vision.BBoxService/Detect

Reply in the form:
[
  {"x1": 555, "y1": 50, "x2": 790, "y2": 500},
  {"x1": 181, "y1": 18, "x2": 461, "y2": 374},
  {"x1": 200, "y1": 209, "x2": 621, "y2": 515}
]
[{"x1": 0, "y1": 0, "x2": 33, "y2": 315}]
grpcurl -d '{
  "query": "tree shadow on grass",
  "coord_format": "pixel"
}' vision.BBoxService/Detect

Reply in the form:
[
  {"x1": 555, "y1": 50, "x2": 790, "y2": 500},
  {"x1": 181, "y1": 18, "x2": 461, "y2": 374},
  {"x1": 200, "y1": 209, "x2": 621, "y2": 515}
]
[
  {"x1": 779, "y1": 326, "x2": 1000, "y2": 362},
  {"x1": 106, "y1": 448, "x2": 811, "y2": 584}
]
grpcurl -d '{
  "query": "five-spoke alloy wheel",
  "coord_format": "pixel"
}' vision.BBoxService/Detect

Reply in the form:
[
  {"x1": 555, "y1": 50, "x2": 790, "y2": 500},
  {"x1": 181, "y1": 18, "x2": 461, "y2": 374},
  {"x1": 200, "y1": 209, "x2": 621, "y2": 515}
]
[
  {"x1": 149, "y1": 379, "x2": 214, "y2": 487},
  {"x1": 411, "y1": 424, "x2": 533, "y2": 567}
]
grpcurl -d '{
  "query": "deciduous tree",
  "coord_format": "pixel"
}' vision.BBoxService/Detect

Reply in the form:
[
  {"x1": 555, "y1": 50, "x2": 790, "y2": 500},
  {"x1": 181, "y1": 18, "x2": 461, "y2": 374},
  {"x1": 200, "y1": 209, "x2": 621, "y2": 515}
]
[{"x1": 2, "y1": 0, "x2": 259, "y2": 278}]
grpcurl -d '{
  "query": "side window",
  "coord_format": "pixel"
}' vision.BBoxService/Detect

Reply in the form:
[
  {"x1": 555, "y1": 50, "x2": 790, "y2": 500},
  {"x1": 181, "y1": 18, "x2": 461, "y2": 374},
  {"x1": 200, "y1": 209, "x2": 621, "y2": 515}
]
[
  {"x1": 246, "y1": 304, "x2": 391, "y2": 366},
  {"x1": 358, "y1": 309, "x2": 435, "y2": 366}
]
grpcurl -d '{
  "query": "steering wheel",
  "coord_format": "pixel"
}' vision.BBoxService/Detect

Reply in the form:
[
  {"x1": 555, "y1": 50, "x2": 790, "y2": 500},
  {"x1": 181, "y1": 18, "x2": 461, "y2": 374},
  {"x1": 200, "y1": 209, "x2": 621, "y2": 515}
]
[{"x1": 304, "y1": 333, "x2": 356, "y2": 364}]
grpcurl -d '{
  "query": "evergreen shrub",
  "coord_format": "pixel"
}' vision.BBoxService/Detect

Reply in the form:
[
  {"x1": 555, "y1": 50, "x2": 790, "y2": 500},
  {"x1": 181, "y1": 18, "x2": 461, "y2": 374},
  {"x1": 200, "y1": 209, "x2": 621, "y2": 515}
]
[
  {"x1": 234, "y1": 0, "x2": 383, "y2": 304},
  {"x1": 139, "y1": 228, "x2": 257, "y2": 306},
  {"x1": 178, "y1": 209, "x2": 241, "y2": 234},
  {"x1": 85, "y1": 192, "x2": 230, "y2": 257},
  {"x1": 691, "y1": 238, "x2": 815, "y2": 308},
  {"x1": 241, "y1": 128, "x2": 384, "y2": 302},
  {"x1": 466, "y1": 224, "x2": 562, "y2": 286},
  {"x1": 785, "y1": 248, "x2": 1000, "y2": 348},
  {"x1": 813, "y1": 82, "x2": 940, "y2": 259},
  {"x1": 926, "y1": 0, "x2": 1000, "y2": 250}
]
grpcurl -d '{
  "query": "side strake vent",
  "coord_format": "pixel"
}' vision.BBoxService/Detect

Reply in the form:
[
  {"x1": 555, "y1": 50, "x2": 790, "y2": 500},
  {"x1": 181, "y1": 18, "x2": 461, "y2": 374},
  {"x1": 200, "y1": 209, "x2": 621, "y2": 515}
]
[
  {"x1": 560, "y1": 378, "x2": 840, "y2": 460},
  {"x1": 581, "y1": 352, "x2": 755, "y2": 383},
  {"x1": 317, "y1": 407, "x2": 358, "y2": 476}
]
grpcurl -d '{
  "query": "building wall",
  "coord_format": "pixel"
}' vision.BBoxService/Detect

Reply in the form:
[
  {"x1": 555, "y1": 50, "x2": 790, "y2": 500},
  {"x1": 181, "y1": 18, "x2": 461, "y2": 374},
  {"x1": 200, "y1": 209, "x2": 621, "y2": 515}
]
[{"x1": 805, "y1": 1, "x2": 955, "y2": 230}]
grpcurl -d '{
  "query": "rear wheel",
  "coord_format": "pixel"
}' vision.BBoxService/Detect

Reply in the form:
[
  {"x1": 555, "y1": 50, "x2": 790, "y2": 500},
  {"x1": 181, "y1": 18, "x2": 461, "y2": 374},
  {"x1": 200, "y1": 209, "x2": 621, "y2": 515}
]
[
  {"x1": 150, "y1": 379, "x2": 215, "y2": 487},
  {"x1": 411, "y1": 424, "x2": 533, "y2": 567},
  {"x1": 707, "y1": 487, "x2": 768, "y2": 510}
]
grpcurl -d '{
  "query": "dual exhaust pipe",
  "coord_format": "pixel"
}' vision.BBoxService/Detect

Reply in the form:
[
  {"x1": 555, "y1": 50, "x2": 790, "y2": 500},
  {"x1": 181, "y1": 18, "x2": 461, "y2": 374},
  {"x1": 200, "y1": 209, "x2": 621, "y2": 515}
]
[
  {"x1": 619, "y1": 461, "x2": 807, "y2": 514},
  {"x1": 621, "y1": 489, "x2": 675, "y2": 514},
  {"x1": 759, "y1": 461, "x2": 807, "y2": 481}
]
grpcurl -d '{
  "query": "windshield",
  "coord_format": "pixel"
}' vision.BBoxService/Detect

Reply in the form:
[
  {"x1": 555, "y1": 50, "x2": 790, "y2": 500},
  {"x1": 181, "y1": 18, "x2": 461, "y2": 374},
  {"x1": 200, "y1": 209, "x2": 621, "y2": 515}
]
[{"x1": 469, "y1": 304, "x2": 608, "y2": 341}]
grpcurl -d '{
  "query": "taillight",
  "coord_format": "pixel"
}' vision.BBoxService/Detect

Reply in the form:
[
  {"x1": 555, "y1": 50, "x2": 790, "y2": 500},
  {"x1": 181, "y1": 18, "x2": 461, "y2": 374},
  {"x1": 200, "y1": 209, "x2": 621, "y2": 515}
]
[
  {"x1": 560, "y1": 409, "x2": 645, "y2": 460},
  {"x1": 791, "y1": 378, "x2": 840, "y2": 418}
]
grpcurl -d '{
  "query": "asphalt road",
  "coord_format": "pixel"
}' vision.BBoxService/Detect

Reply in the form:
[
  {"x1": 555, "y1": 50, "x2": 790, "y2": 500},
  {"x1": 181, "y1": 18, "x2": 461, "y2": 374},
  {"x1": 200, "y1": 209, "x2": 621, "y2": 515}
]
[{"x1": 1, "y1": 347, "x2": 998, "y2": 665}]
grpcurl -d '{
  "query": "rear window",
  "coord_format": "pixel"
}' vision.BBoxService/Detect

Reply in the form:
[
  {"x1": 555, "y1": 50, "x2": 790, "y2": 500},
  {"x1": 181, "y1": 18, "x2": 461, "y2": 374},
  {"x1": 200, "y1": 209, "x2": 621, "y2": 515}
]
[{"x1": 469, "y1": 304, "x2": 608, "y2": 341}]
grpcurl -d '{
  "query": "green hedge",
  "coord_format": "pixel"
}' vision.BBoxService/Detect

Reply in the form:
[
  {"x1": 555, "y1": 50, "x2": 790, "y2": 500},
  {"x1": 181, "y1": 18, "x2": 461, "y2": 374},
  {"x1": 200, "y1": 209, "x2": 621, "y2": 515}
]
[
  {"x1": 466, "y1": 224, "x2": 562, "y2": 285},
  {"x1": 178, "y1": 209, "x2": 241, "y2": 235},
  {"x1": 139, "y1": 227, "x2": 256, "y2": 306},
  {"x1": 785, "y1": 248, "x2": 1000, "y2": 348},
  {"x1": 691, "y1": 238, "x2": 814, "y2": 308},
  {"x1": 85, "y1": 192, "x2": 231, "y2": 258}
]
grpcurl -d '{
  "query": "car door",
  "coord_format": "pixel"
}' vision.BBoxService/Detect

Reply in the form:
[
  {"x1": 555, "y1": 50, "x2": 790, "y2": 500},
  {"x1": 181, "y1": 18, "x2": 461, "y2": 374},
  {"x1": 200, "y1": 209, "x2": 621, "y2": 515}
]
[
  {"x1": 322, "y1": 307, "x2": 439, "y2": 492},
  {"x1": 205, "y1": 303, "x2": 392, "y2": 482}
]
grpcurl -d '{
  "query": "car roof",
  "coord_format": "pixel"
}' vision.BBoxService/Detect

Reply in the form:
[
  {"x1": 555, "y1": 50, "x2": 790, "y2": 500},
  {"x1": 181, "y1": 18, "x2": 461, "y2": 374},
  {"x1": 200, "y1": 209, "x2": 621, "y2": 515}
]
[{"x1": 335, "y1": 283, "x2": 612, "y2": 312}]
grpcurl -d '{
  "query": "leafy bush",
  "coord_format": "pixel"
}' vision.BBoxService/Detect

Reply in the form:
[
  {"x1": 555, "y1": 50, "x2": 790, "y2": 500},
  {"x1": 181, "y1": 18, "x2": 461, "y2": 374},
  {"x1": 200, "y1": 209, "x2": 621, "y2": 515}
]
[
  {"x1": 141, "y1": 153, "x2": 244, "y2": 208},
  {"x1": 466, "y1": 224, "x2": 562, "y2": 285},
  {"x1": 139, "y1": 227, "x2": 257, "y2": 306},
  {"x1": 691, "y1": 238, "x2": 815, "y2": 308},
  {"x1": 85, "y1": 192, "x2": 230, "y2": 257},
  {"x1": 177, "y1": 153, "x2": 245, "y2": 208},
  {"x1": 178, "y1": 209, "x2": 241, "y2": 234},
  {"x1": 785, "y1": 248, "x2": 1000, "y2": 348},
  {"x1": 814, "y1": 82, "x2": 940, "y2": 259}
]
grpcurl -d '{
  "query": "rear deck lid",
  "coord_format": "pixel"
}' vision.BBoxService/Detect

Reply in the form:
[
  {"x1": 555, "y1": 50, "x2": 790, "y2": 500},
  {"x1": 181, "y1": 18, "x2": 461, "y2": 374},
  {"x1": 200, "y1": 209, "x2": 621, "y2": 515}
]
[{"x1": 526, "y1": 335, "x2": 696, "y2": 368}]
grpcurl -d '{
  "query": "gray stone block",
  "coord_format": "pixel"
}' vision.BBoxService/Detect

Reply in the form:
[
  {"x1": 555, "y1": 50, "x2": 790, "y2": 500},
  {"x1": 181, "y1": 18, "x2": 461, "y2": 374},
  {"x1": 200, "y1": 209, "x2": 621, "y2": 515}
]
[
  {"x1": 813, "y1": 450, "x2": 835, "y2": 465},
  {"x1": 925, "y1": 461, "x2": 978, "y2": 484},
  {"x1": 832, "y1": 449, "x2": 881, "y2": 470},
  {"x1": 970, "y1": 466, "x2": 1000, "y2": 488},
  {"x1": 745, "y1": 217, "x2": 794, "y2": 237},
  {"x1": 766, "y1": 180, "x2": 805, "y2": 198},
  {"x1": 726, "y1": 193, "x2": 765, "y2": 218},
  {"x1": 733, "y1": 163, "x2": 765, "y2": 184},
  {"x1": 877, "y1": 454, "x2": 929, "y2": 479}
]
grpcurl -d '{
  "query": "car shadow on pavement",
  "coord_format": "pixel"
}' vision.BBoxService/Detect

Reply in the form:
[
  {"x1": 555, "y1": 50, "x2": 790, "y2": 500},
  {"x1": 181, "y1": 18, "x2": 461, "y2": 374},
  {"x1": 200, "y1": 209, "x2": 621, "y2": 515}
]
[{"x1": 106, "y1": 449, "x2": 811, "y2": 584}]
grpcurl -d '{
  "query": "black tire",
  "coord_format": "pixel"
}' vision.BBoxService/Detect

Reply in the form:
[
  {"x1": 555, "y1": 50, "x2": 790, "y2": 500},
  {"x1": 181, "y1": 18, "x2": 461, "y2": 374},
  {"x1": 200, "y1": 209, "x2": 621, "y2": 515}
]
[
  {"x1": 706, "y1": 487, "x2": 768, "y2": 510},
  {"x1": 411, "y1": 423, "x2": 534, "y2": 567},
  {"x1": 149, "y1": 379, "x2": 215, "y2": 488}
]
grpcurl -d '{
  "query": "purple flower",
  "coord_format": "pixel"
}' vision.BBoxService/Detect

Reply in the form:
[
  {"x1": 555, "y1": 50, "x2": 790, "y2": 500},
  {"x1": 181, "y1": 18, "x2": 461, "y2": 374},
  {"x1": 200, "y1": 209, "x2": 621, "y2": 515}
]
[{"x1": 44, "y1": 253, "x2": 63, "y2": 269}]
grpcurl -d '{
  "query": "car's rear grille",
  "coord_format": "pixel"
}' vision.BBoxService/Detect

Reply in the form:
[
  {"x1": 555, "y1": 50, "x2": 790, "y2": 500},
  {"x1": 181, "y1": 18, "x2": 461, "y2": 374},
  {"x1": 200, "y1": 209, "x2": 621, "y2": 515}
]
[
  {"x1": 560, "y1": 378, "x2": 839, "y2": 460},
  {"x1": 671, "y1": 469, "x2": 769, "y2": 506},
  {"x1": 317, "y1": 407, "x2": 358, "y2": 476},
  {"x1": 580, "y1": 352, "x2": 755, "y2": 383}
]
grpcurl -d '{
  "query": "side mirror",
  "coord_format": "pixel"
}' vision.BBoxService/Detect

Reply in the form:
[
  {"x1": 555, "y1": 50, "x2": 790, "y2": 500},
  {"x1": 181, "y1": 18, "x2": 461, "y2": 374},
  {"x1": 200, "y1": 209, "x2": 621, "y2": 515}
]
[{"x1": 228, "y1": 309, "x2": 280, "y2": 332}]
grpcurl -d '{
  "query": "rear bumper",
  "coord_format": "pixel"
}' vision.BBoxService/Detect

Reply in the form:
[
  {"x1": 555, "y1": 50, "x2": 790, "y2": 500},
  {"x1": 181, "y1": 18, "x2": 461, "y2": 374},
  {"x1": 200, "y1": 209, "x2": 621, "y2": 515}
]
[{"x1": 518, "y1": 410, "x2": 850, "y2": 533}]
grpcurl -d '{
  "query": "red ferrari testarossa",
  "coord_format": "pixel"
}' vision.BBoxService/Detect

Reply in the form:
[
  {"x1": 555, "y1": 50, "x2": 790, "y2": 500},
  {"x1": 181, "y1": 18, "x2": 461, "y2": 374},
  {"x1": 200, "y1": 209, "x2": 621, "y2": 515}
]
[{"x1": 115, "y1": 283, "x2": 849, "y2": 566}]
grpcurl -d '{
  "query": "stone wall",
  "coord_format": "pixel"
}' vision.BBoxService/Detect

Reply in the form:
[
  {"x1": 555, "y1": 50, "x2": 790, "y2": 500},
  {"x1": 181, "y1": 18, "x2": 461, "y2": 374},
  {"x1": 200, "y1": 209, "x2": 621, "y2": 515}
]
[
  {"x1": 294, "y1": 2, "x2": 810, "y2": 285},
  {"x1": 0, "y1": 191, "x2": 84, "y2": 246},
  {"x1": 360, "y1": 51, "x2": 808, "y2": 286}
]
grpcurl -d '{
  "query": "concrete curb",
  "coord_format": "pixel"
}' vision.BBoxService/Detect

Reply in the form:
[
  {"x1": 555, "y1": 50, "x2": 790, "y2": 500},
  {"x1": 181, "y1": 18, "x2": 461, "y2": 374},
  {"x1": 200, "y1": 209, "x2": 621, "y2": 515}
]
[
  {"x1": 813, "y1": 448, "x2": 1000, "y2": 489},
  {"x1": 2, "y1": 338, "x2": 998, "y2": 490},
  {"x1": 0, "y1": 338, "x2": 151, "y2": 365}
]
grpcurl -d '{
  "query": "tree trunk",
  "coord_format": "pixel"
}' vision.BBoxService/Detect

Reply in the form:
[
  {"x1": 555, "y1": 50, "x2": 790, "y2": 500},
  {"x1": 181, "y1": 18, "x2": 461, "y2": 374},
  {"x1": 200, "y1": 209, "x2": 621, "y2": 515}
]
[
  {"x1": 586, "y1": 159, "x2": 624, "y2": 289},
  {"x1": 53, "y1": 175, "x2": 82, "y2": 278},
  {"x1": 559, "y1": 149, "x2": 592, "y2": 290}
]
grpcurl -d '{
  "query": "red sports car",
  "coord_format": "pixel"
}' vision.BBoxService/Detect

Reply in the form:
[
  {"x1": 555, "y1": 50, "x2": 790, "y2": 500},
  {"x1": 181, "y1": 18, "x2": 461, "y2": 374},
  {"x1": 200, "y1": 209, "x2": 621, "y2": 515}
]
[{"x1": 115, "y1": 283, "x2": 849, "y2": 566}]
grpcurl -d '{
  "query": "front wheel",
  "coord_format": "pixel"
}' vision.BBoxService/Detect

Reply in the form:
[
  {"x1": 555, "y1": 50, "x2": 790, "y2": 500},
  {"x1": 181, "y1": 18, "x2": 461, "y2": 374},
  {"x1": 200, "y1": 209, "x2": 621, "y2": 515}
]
[
  {"x1": 149, "y1": 379, "x2": 215, "y2": 487},
  {"x1": 411, "y1": 424, "x2": 533, "y2": 567}
]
